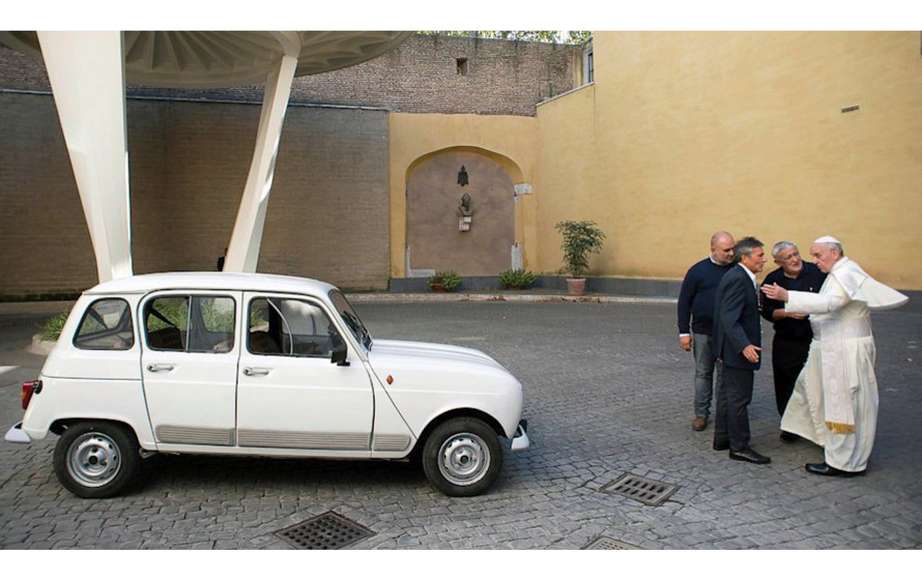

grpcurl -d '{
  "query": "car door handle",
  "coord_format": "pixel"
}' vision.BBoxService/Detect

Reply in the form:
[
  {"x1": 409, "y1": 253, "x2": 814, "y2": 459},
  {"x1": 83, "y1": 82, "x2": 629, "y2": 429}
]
[
  {"x1": 243, "y1": 367, "x2": 271, "y2": 377},
  {"x1": 146, "y1": 363, "x2": 174, "y2": 373}
]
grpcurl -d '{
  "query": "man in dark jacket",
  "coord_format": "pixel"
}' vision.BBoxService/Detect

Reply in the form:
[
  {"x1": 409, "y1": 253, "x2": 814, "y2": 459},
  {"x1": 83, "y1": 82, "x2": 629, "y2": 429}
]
[
  {"x1": 677, "y1": 231, "x2": 735, "y2": 431},
  {"x1": 713, "y1": 236, "x2": 770, "y2": 464},
  {"x1": 759, "y1": 241, "x2": 826, "y2": 442}
]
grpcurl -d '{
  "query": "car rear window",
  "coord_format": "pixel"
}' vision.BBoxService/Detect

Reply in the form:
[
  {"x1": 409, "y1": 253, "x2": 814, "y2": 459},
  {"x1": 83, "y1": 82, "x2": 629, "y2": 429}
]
[{"x1": 73, "y1": 298, "x2": 134, "y2": 351}]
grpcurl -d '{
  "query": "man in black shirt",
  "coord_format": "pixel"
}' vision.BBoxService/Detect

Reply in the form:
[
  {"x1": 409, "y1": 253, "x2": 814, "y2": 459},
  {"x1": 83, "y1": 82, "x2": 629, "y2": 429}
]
[
  {"x1": 677, "y1": 231, "x2": 735, "y2": 431},
  {"x1": 759, "y1": 240, "x2": 826, "y2": 442}
]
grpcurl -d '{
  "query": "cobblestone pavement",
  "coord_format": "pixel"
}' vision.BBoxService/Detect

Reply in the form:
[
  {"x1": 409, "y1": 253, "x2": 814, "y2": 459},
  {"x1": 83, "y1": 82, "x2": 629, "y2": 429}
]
[{"x1": 1, "y1": 300, "x2": 920, "y2": 549}]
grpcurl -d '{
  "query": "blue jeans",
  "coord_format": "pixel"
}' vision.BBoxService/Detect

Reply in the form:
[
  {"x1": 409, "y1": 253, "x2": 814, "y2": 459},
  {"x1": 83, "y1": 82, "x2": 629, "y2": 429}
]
[{"x1": 692, "y1": 332, "x2": 720, "y2": 419}]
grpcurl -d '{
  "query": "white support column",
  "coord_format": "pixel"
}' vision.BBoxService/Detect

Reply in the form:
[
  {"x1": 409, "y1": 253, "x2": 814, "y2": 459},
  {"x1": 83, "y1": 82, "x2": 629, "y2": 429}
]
[
  {"x1": 223, "y1": 48, "x2": 299, "y2": 273},
  {"x1": 38, "y1": 32, "x2": 133, "y2": 282}
]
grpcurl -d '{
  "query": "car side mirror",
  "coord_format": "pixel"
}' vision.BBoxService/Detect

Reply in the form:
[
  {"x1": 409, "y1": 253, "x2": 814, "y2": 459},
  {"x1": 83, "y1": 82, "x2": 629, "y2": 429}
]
[{"x1": 331, "y1": 334, "x2": 350, "y2": 366}]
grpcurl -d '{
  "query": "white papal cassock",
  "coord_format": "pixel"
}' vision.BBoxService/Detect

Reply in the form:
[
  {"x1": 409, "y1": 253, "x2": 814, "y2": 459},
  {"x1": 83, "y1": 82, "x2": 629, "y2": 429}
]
[{"x1": 780, "y1": 257, "x2": 908, "y2": 471}]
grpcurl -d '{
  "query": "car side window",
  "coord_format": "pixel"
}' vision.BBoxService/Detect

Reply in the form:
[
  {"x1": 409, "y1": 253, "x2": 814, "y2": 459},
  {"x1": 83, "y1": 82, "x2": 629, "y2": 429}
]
[
  {"x1": 73, "y1": 298, "x2": 134, "y2": 350},
  {"x1": 145, "y1": 295, "x2": 236, "y2": 354},
  {"x1": 248, "y1": 297, "x2": 341, "y2": 358}
]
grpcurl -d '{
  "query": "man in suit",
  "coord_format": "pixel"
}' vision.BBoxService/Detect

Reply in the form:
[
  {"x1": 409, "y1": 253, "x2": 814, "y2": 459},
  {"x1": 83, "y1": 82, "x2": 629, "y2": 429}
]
[{"x1": 713, "y1": 236, "x2": 770, "y2": 464}]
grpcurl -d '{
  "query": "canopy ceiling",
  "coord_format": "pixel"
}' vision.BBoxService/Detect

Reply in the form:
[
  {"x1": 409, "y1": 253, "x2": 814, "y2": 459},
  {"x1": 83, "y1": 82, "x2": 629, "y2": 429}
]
[{"x1": 0, "y1": 31, "x2": 412, "y2": 88}]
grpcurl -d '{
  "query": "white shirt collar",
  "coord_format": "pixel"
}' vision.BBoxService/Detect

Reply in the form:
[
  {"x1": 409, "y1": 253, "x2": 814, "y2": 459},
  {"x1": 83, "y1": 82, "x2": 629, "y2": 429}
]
[{"x1": 738, "y1": 262, "x2": 757, "y2": 289}]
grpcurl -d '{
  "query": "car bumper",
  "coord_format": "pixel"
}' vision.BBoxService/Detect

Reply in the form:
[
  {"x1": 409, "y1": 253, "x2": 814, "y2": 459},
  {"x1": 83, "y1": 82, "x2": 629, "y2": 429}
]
[
  {"x1": 5, "y1": 421, "x2": 30, "y2": 444},
  {"x1": 510, "y1": 419, "x2": 529, "y2": 452}
]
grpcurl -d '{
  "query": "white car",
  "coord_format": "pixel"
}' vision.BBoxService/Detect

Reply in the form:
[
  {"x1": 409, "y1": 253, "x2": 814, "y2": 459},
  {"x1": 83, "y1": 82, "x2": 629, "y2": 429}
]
[{"x1": 5, "y1": 272, "x2": 529, "y2": 498}]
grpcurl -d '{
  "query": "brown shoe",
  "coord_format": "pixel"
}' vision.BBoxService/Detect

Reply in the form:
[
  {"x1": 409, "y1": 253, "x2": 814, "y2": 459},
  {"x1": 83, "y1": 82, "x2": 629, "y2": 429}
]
[{"x1": 692, "y1": 416, "x2": 708, "y2": 431}]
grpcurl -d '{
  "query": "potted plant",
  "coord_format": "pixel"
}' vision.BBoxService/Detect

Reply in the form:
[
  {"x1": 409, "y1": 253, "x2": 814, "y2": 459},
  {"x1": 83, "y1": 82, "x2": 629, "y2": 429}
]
[
  {"x1": 428, "y1": 270, "x2": 462, "y2": 292},
  {"x1": 554, "y1": 220, "x2": 606, "y2": 296},
  {"x1": 499, "y1": 268, "x2": 537, "y2": 290}
]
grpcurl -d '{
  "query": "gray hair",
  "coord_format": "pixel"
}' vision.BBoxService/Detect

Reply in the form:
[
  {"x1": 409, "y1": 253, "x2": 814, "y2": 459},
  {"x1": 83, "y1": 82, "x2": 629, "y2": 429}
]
[
  {"x1": 734, "y1": 236, "x2": 764, "y2": 261},
  {"x1": 771, "y1": 240, "x2": 797, "y2": 258},
  {"x1": 816, "y1": 240, "x2": 844, "y2": 256}
]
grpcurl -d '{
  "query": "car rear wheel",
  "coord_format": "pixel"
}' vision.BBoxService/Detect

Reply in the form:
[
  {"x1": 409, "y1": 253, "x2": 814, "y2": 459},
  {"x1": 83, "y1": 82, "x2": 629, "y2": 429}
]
[
  {"x1": 53, "y1": 421, "x2": 141, "y2": 498},
  {"x1": 422, "y1": 417, "x2": 502, "y2": 497}
]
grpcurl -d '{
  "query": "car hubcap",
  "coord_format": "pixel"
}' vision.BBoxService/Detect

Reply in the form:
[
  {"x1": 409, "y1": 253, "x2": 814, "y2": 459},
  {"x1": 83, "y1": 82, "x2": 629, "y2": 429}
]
[
  {"x1": 438, "y1": 433, "x2": 490, "y2": 486},
  {"x1": 67, "y1": 432, "x2": 121, "y2": 488}
]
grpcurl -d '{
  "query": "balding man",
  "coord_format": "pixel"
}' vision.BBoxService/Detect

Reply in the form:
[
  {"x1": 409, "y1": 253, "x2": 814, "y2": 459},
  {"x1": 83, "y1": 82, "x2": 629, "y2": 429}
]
[
  {"x1": 762, "y1": 236, "x2": 908, "y2": 476},
  {"x1": 677, "y1": 231, "x2": 735, "y2": 431}
]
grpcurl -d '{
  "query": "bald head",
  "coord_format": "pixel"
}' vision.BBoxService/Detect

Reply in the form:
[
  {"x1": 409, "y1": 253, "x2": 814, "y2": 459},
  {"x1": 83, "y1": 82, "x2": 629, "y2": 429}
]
[{"x1": 710, "y1": 231, "x2": 735, "y2": 265}]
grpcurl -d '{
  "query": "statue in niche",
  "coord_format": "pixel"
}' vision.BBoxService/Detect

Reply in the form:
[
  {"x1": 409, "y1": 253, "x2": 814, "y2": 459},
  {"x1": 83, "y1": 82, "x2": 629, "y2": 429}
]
[
  {"x1": 457, "y1": 165, "x2": 469, "y2": 187},
  {"x1": 458, "y1": 192, "x2": 473, "y2": 232}
]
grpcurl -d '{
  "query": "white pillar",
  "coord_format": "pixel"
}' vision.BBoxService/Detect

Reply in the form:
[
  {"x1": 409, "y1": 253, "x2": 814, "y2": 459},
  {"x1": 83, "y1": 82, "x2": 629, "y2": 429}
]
[
  {"x1": 38, "y1": 31, "x2": 132, "y2": 282},
  {"x1": 223, "y1": 51, "x2": 298, "y2": 273}
]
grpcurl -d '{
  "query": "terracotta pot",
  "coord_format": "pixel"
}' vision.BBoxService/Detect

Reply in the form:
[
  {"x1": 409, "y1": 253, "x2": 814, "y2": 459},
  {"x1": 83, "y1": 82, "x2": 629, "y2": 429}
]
[
  {"x1": 430, "y1": 283, "x2": 446, "y2": 293},
  {"x1": 566, "y1": 278, "x2": 586, "y2": 296}
]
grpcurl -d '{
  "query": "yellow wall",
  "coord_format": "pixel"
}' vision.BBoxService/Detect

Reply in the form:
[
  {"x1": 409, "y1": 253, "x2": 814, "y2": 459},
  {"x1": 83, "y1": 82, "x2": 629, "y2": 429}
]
[
  {"x1": 389, "y1": 33, "x2": 922, "y2": 289},
  {"x1": 389, "y1": 113, "x2": 537, "y2": 278},
  {"x1": 534, "y1": 32, "x2": 922, "y2": 288}
]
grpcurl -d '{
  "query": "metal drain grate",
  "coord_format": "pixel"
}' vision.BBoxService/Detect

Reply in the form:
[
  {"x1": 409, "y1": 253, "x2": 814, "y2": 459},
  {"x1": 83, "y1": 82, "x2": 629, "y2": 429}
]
[
  {"x1": 600, "y1": 473, "x2": 677, "y2": 506},
  {"x1": 275, "y1": 512, "x2": 375, "y2": 550},
  {"x1": 584, "y1": 536, "x2": 641, "y2": 550}
]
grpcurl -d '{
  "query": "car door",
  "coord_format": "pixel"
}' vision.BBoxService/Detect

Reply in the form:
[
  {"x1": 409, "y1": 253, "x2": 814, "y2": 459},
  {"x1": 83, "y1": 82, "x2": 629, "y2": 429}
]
[
  {"x1": 140, "y1": 290, "x2": 241, "y2": 447},
  {"x1": 236, "y1": 292, "x2": 374, "y2": 455}
]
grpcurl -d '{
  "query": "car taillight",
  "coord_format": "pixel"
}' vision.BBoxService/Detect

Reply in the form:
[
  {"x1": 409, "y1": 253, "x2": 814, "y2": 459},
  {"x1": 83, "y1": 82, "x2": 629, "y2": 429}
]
[{"x1": 21, "y1": 380, "x2": 40, "y2": 410}]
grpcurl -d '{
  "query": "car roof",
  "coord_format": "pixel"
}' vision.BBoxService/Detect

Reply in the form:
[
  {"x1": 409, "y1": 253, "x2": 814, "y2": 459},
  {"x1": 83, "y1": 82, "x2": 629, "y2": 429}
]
[{"x1": 85, "y1": 272, "x2": 338, "y2": 299}]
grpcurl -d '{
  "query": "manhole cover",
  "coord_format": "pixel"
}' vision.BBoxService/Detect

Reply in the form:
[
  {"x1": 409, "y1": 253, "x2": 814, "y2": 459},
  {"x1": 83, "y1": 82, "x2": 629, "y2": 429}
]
[
  {"x1": 600, "y1": 473, "x2": 677, "y2": 506},
  {"x1": 275, "y1": 512, "x2": 375, "y2": 550},
  {"x1": 584, "y1": 536, "x2": 641, "y2": 550}
]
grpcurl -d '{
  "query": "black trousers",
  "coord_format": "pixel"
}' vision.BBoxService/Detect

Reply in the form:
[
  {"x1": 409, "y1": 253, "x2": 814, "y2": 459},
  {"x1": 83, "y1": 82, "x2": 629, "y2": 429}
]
[
  {"x1": 714, "y1": 363, "x2": 754, "y2": 452},
  {"x1": 771, "y1": 337, "x2": 811, "y2": 417}
]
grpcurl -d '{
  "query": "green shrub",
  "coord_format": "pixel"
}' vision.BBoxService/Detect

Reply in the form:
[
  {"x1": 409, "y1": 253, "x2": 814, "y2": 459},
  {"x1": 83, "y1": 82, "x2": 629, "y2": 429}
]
[
  {"x1": 499, "y1": 269, "x2": 536, "y2": 289},
  {"x1": 428, "y1": 270, "x2": 462, "y2": 292},
  {"x1": 555, "y1": 220, "x2": 606, "y2": 278},
  {"x1": 39, "y1": 312, "x2": 69, "y2": 341}
]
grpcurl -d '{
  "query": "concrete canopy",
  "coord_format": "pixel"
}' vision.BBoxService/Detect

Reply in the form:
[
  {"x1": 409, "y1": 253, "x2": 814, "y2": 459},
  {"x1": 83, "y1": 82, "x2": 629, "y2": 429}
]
[
  {"x1": 0, "y1": 31, "x2": 412, "y2": 87},
  {"x1": 0, "y1": 31, "x2": 410, "y2": 282}
]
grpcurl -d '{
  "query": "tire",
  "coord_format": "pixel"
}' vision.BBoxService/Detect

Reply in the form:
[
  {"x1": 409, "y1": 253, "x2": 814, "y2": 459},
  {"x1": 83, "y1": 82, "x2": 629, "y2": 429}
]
[
  {"x1": 421, "y1": 417, "x2": 503, "y2": 497},
  {"x1": 53, "y1": 421, "x2": 141, "y2": 498}
]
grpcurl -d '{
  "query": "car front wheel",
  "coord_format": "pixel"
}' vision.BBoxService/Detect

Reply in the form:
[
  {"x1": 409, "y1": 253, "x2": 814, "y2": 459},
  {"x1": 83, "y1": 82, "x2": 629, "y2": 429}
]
[
  {"x1": 53, "y1": 421, "x2": 141, "y2": 498},
  {"x1": 422, "y1": 417, "x2": 502, "y2": 497}
]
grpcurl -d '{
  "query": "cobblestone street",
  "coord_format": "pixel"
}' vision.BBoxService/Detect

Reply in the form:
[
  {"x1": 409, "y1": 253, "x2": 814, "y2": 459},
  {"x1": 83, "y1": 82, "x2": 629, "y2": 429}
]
[{"x1": 1, "y1": 299, "x2": 920, "y2": 549}]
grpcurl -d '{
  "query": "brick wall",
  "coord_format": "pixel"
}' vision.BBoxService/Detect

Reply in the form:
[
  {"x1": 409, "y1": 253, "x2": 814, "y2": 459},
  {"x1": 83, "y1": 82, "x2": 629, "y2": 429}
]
[
  {"x1": 0, "y1": 92, "x2": 389, "y2": 297},
  {"x1": 0, "y1": 34, "x2": 581, "y2": 116}
]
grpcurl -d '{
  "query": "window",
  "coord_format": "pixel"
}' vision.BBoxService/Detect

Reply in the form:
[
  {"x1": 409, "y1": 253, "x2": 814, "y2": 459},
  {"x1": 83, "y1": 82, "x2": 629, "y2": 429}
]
[
  {"x1": 582, "y1": 44, "x2": 594, "y2": 85},
  {"x1": 73, "y1": 298, "x2": 134, "y2": 350},
  {"x1": 329, "y1": 289, "x2": 372, "y2": 350},
  {"x1": 144, "y1": 295, "x2": 236, "y2": 353},
  {"x1": 248, "y1": 297, "x2": 342, "y2": 358},
  {"x1": 456, "y1": 57, "x2": 469, "y2": 76}
]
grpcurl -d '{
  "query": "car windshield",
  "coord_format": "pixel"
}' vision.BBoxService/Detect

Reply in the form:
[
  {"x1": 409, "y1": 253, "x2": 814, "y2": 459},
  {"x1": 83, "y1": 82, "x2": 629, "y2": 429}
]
[{"x1": 328, "y1": 289, "x2": 372, "y2": 351}]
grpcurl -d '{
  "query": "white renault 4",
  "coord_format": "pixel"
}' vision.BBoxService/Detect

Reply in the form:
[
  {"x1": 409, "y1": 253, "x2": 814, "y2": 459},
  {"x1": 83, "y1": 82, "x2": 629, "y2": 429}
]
[{"x1": 5, "y1": 272, "x2": 529, "y2": 498}]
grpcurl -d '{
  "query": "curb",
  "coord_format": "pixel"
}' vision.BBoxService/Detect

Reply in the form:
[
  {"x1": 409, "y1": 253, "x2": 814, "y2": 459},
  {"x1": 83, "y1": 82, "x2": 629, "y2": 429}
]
[
  {"x1": 27, "y1": 334, "x2": 56, "y2": 356},
  {"x1": 346, "y1": 293, "x2": 677, "y2": 304}
]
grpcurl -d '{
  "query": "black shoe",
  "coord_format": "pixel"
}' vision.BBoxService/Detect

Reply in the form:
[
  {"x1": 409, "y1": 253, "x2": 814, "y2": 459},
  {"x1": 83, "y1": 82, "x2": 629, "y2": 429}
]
[
  {"x1": 713, "y1": 438, "x2": 729, "y2": 451},
  {"x1": 804, "y1": 462, "x2": 866, "y2": 477},
  {"x1": 729, "y1": 447, "x2": 771, "y2": 464},
  {"x1": 780, "y1": 431, "x2": 799, "y2": 443}
]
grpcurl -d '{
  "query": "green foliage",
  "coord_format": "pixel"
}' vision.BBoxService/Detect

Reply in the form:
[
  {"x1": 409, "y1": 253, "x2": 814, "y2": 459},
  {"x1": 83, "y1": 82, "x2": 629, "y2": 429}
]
[
  {"x1": 499, "y1": 269, "x2": 537, "y2": 289},
  {"x1": 418, "y1": 31, "x2": 591, "y2": 45},
  {"x1": 39, "y1": 312, "x2": 68, "y2": 341},
  {"x1": 428, "y1": 270, "x2": 462, "y2": 292},
  {"x1": 555, "y1": 220, "x2": 606, "y2": 278},
  {"x1": 146, "y1": 297, "x2": 189, "y2": 332}
]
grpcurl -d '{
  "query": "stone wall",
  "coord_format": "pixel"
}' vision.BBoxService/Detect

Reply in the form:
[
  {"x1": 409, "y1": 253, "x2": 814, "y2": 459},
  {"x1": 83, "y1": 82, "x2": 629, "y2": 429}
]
[
  {"x1": 0, "y1": 34, "x2": 582, "y2": 116},
  {"x1": 0, "y1": 92, "x2": 390, "y2": 297}
]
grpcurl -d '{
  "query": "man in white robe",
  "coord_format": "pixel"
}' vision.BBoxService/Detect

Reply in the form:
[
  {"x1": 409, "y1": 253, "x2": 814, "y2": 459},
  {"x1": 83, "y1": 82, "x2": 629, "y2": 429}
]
[{"x1": 761, "y1": 236, "x2": 908, "y2": 476}]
